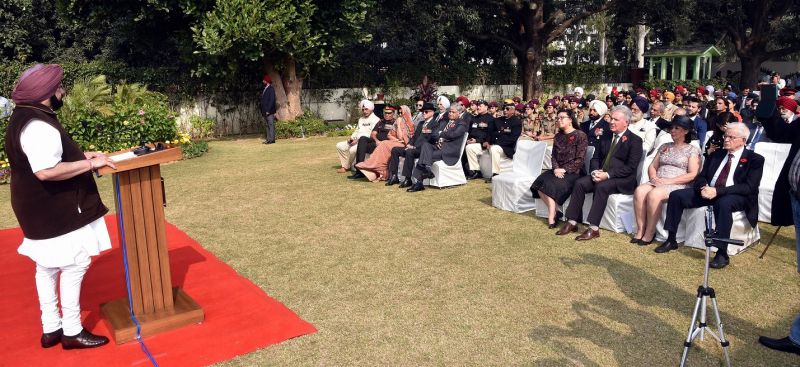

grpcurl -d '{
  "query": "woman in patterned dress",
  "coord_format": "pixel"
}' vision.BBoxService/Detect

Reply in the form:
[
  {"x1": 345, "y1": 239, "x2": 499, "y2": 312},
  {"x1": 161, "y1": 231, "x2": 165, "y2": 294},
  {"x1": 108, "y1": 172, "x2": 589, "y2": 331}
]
[{"x1": 632, "y1": 115, "x2": 701, "y2": 245}]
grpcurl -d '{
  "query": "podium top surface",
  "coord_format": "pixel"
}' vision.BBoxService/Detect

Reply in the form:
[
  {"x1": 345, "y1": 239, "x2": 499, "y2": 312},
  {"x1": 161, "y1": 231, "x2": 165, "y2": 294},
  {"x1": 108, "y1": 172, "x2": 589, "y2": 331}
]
[{"x1": 98, "y1": 147, "x2": 182, "y2": 175}]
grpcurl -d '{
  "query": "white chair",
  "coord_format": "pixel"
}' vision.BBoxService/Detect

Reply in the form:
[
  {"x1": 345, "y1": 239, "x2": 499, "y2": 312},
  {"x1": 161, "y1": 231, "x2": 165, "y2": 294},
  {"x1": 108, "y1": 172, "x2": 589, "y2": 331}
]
[
  {"x1": 593, "y1": 148, "x2": 647, "y2": 233},
  {"x1": 682, "y1": 209, "x2": 760, "y2": 256},
  {"x1": 754, "y1": 142, "x2": 791, "y2": 223},
  {"x1": 491, "y1": 141, "x2": 548, "y2": 213},
  {"x1": 479, "y1": 148, "x2": 513, "y2": 178},
  {"x1": 423, "y1": 133, "x2": 470, "y2": 188},
  {"x1": 535, "y1": 146, "x2": 594, "y2": 219}
]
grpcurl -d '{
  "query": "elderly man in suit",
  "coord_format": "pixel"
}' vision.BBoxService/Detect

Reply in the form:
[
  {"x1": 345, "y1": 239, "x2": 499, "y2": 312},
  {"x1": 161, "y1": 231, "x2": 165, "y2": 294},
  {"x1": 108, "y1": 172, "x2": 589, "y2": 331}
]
[
  {"x1": 407, "y1": 104, "x2": 468, "y2": 192},
  {"x1": 656, "y1": 122, "x2": 764, "y2": 269},
  {"x1": 557, "y1": 105, "x2": 644, "y2": 241},
  {"x1": 388, "y1": 103, "x2": 439, "y2": 188}
]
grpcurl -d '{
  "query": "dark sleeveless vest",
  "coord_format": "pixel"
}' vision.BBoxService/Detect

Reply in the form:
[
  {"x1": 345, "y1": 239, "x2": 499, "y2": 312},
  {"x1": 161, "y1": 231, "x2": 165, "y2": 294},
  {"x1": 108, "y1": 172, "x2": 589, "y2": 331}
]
[{"x1": 5, "y1": 103, "x2": 108, "y2": 240}]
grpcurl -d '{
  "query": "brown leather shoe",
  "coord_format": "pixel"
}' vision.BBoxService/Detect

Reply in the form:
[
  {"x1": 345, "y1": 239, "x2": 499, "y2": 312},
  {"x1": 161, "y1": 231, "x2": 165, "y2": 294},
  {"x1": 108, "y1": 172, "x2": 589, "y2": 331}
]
[
  {"x1": 336, "y1": 167, "x2": 349, "y2": 173},
  {"x1": 575, "y1": 228, "x2": 600, "y2": 241},
  {"x1": 556, "y1": 222, "x2": 578, "y2": 235}
]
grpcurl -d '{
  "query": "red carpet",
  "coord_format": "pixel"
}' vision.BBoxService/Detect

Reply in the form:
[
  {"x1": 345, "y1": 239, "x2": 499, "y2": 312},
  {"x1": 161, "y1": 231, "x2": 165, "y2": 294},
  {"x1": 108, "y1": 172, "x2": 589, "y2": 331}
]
[{"x1": 0, "y1": 217, "x2": 316, "y2": 366}]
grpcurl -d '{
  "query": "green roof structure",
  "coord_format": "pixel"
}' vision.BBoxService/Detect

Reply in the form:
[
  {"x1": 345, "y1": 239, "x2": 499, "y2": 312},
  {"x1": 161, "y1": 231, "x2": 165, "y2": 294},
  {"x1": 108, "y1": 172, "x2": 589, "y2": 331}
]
[{"x1": 644, "y1": 45, "x2": 723, "y2": 80}]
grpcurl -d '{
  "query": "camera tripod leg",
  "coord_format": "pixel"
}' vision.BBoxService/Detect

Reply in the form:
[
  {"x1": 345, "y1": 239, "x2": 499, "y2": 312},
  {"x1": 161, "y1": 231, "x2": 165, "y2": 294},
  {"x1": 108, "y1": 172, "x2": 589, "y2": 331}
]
[
  {"x1": 710, "y1": 296, "x2": 732, "y2": 367},
  {"x1": 680, "y1": 292, "x2": 705, "y2": 367}
]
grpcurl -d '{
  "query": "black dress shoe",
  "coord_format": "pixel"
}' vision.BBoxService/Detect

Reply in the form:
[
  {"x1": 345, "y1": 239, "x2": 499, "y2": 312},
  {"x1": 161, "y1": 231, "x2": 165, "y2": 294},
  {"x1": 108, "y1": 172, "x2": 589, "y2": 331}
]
[
  {"x1": 406, "y1": 182, "x2": 425, "y2": 192},
  {"x1": 709, "y1": 254, "x2": 730, "y2": 269},
  {"x1": 630, "y1": 237, "x2": 642, "y2": 244},
  {"x1": 420, "y1": 166, "x2": 435, "y2": 179},
  {"x1": 759, "y1": 336, "x2": 800, "y2": 355},
  {"x1": 467, "y1": 170, "x2": 482, "y2": 180},
  {"x1": 61, "y1": 329, "x2": 109, "y2": 350},
  {"x1": 638, "y1": 237, "x2": 655, "y2": 246},
  {"x1": 398, "y1": 178, "x2": 413, "y2": 188},
  {"x1": 41, "y1": 329, "x2": 63, "y2": 348},
  {"x1": 654, "y1": 239, "x2": 679, "y2": 253},
  {"x1": 385, "y1": 175, "x2": 400, "y2": 186},
  {"x1": 347, "y1": 171, "x2": 366, "y2": 180},
  {"x1": 548, "y1": 221, "x2": 559, "y2": 229}
]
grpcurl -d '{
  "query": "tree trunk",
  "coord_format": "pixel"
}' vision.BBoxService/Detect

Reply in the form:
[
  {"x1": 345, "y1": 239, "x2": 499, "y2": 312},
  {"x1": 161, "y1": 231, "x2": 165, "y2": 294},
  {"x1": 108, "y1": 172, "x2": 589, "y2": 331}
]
[
  {"x1": 739, "y1": 55, "x2": 765, "y2": 91},
  {"x1": 636, "y1": 25, "x2": 649, "y2": 68},
  {"x1": 521, "y1": 45, "x2": 544, "y2": 100},
  {"x1": 266, "y1": 57, "x2": 304, "y2": 121},
  {"x1": 599, "y1": 33, "x2": 606, "y2": 66}
]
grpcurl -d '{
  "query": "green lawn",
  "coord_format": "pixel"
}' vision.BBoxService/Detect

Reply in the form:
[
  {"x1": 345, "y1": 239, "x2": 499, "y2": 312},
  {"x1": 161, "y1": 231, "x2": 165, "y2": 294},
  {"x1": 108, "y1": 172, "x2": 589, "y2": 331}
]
[{"x1": 1, "y1": 135, "x2": 798, "y2": 366}]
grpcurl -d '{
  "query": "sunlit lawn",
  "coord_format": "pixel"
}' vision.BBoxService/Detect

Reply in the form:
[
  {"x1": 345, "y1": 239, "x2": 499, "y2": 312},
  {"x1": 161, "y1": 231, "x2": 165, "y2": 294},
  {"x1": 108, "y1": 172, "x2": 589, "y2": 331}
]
[{"x1": 1, "y1": 135, "x2": 798, "y2": 366}]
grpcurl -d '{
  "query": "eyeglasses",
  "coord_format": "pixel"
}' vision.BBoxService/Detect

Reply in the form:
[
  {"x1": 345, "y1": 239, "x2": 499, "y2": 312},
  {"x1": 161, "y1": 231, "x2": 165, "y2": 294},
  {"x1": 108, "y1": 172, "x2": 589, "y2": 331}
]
[{"x1": 723, "y1": 135, "x2": 743, "y2": 141}]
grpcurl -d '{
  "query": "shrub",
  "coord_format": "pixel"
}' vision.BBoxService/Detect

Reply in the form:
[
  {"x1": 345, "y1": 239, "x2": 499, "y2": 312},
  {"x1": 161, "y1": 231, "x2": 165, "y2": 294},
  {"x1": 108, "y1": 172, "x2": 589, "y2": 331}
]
[
  {"x1": 188, "y1": 116, "x2": 216, "y2": 140},
  {"x1": 275, "y1": 113, "x2": 333, "y2": 139}
]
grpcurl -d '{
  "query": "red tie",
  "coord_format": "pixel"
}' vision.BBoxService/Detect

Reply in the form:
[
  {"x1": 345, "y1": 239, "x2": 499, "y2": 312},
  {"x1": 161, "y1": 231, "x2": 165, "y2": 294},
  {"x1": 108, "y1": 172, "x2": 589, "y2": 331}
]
[{"x1": 714, "y1": 154, "x2": 734, "y2": 188}]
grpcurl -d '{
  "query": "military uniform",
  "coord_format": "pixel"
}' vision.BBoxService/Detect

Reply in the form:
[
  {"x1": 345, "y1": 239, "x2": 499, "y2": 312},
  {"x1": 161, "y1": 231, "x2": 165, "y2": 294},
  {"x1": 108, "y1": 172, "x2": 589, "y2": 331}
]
[{"x1": 488, "y1": 115, "x2": 523, "y2": 174}]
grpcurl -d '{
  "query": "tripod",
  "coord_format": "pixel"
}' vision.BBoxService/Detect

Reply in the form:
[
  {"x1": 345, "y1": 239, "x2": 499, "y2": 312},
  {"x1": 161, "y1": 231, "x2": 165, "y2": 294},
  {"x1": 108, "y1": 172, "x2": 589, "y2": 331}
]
[{"x1": 679, "y1": 206, "x2": 742, "y2": 367}]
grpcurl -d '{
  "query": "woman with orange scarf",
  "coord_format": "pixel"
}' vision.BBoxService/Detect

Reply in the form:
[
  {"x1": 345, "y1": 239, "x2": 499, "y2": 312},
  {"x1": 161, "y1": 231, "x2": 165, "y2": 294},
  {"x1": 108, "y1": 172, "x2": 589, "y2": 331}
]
[{"x1": 356, "y1": 105, "x2": 415, "y2": 181}]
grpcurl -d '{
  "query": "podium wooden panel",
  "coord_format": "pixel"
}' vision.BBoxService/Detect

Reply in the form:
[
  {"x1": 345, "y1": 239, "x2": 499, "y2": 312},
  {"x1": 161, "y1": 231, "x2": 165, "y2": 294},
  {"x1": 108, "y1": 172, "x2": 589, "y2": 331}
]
[{"x1": 99, "y1": 147, "x2": 204, "y2": 344}]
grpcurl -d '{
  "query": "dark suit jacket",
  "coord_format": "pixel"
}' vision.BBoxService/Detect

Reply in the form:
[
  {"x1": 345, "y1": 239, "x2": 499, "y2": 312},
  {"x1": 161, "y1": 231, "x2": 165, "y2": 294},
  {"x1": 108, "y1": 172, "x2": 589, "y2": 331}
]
[
  {"x1": 489, "y1": 116, "x2": 522, "y2": 158},
  {"x1": 692, "y1": 148, "x2": 765, "y2": 226},
  {"x1": 580, "y1": 118, "x2": 611, "y2": 148},
  {"x1": 259, "y1": 84, "x2": 276, "y2": 115},
  {"x1": 589, "y1": 129, "x2": 643, "y2": 194},
  {"x1": 410, "y1": 118, "x2": 440, "y2": 148},
  {"x1": 436, "y1": 118, "x2": 468, "y2": 165},
  {"x1": 761, "y1": 111, "x2": 800, "y2": 225}
]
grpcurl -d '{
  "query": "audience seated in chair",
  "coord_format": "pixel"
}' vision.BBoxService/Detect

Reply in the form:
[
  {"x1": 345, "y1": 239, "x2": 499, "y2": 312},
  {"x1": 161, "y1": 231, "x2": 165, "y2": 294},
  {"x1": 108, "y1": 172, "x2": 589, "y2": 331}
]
[
  {"x1": 484, "y1": 102, "x2": 523, "y2": 183},
  {"x1": 658, "y1": 122, "x2": 764, "y2": 269},
  {"x1": 632, "y1": 116, "x2": 701, "y2": 247},
  {"x1": 556, "y1": 105, "x2": 643, "y2": 241},
  {"x1": 531, "y1": 109, "x2": 588, "y2": 228},
  {"x1": 407, "y1": 104, "x2": 469, "y2": 192},
  {"x1": 387, "y1": 102, "x2": 439, "y2": 188},
  {"x1": 463, "y1": 100, "x2": 494, "y2": 180},
  {"x1": 356, "y1": 105, "x2": 415, "y2": 182},
  {"x1": 336, "y1": 100, "x2": 379, "y2": 173},
  {"x1": 347, "y1": 105, "x2": 398, "y2": 180}
]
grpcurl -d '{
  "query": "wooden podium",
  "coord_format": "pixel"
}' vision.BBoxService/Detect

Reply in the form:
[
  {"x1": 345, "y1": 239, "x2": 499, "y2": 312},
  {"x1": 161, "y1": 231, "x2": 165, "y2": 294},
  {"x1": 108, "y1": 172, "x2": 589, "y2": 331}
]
[{"x1": 99, "y1": 147, "x2": 204, "y2": 344}]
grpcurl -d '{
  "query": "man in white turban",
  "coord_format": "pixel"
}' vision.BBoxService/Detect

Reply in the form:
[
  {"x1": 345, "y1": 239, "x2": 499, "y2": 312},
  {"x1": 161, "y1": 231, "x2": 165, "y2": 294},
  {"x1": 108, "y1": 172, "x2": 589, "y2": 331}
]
[
  {"x1": 580, "y1": 99, "x2": 611, "y2": 149},
  {"x1": 336, "y1": 99, "x2": 379, "y2": 173},
  {"x1": 435, "y1": 96, "x2": 450, "y2": 123}
]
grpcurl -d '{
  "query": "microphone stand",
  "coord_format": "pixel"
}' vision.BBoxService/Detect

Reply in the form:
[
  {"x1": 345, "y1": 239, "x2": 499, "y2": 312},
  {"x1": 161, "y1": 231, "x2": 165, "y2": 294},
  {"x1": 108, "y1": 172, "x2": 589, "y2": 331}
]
[{"x1": 679, "y1": 206, "x2": 742, "y2": 367}]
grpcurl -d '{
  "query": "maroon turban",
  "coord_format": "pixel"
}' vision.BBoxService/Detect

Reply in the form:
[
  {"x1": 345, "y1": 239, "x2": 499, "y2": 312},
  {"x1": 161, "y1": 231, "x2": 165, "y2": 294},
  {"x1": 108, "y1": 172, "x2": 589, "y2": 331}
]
[
  {"x1": 777, "y1": 96, "x2": 798, "y2": 112},
  {"x1": 262, "y1": 74, "x2": 272, "y2": 84},
  {"x1": 11, "y1": 64, "x2": 64, "y2": 104}
]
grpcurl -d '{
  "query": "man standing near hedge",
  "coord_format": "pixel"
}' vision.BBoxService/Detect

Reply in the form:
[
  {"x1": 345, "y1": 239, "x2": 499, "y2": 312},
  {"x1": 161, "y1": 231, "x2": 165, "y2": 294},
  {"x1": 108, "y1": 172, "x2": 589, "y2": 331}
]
[
  {"x1": 6, "y1": 64, "x2": 116, "y2": 349},
  {"x1": 259, "y1": 74, "x2": 277, "y2": 144}
]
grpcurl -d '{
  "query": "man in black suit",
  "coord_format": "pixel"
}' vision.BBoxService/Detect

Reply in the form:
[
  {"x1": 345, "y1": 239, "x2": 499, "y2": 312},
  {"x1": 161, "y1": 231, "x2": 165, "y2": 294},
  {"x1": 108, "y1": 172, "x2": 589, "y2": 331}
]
[
  {"x1": 387, "y1": 103, "x2": 438, "y2": 187},
  {"x1": 259, "y1": 74, "x2": 277, "y2": 144},
  {"x1": 484, "y1": 102, "x2": 523, "y2": 183},
  {"x1": 656, "y1": 122, "x2": 764, "y2": 269},
  {"x1": 581, "y1": 100, "x2": 612, "y2": 149},
  {"x1": 557, "y1": 105, "x2": 644, "y2": 241},
  {"x1": 463, "y1": 100, "x2": 493, "y2": 179},
  {"x1": 407, "y1": 104, "x2": 468, "y2": 192}
]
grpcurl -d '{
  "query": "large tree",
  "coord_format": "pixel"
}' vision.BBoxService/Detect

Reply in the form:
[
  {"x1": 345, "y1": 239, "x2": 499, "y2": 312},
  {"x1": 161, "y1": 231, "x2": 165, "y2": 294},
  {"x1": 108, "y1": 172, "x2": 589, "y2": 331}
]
[
  {"x1": 192, "y1": 0, "x2": 371, "y2": 120},
  {"x1": 693, "y1": 0, "x2": 800, "y2": 89},
  {"x1": 472, "y1": 0, "x2": 613, "y2": 99}
]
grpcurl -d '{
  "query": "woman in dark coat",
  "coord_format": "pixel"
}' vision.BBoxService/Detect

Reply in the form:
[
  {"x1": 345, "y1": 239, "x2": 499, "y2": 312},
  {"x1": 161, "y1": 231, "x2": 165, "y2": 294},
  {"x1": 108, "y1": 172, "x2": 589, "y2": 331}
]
[{"x1": 531, "y1": 109, "x2": 588, "y2": 228}]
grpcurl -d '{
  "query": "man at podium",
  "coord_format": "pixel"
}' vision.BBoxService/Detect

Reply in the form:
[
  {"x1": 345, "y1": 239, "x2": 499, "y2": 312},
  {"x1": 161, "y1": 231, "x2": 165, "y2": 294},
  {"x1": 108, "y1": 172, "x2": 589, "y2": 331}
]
[{"x1": 5, "y1": 64, "x2": 117, "y2": 349}]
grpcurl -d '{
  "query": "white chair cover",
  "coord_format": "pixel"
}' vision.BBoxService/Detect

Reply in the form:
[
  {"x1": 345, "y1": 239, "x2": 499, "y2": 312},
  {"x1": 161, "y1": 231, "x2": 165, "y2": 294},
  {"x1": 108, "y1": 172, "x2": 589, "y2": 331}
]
[
  {"x1": 535, "y1": 146, "x2": 594, "y2": 218},
  {"x1": 491, "y1": 141, "x2": 548, "y2": 213},
  {"x1": 682, "y1": 209, "x2": 760, "y2": 256},
  {"x1": 754, "y1": 142, "x2": 791, "y2": 222},
  {"x1": 424, "y1": 133, "x2": 470, "y2": 188},
  {"x1": 479, "y1": 149, "x2": 513, "y2": 178}
]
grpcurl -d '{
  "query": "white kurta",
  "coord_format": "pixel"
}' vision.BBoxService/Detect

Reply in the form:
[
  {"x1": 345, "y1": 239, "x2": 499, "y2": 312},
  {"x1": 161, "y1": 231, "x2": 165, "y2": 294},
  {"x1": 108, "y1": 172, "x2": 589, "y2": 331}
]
[{"x1": 15, "y1": 119, "x2": 112, "y2": 268}]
